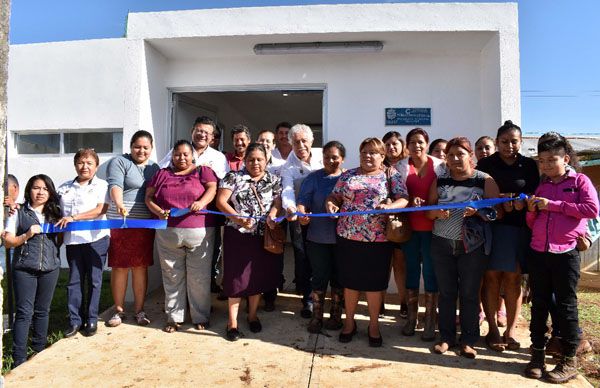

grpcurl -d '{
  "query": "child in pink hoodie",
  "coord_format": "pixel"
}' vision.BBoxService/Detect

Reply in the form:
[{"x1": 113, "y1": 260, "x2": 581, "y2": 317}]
[{"x1": 524, "y1": 133, "x2": 599, "y2": 384}]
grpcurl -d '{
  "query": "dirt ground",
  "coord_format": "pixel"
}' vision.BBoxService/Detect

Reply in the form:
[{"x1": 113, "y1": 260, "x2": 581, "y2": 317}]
[{"x1": 4, "y1": 289, "x2": 593, "y2": 388}]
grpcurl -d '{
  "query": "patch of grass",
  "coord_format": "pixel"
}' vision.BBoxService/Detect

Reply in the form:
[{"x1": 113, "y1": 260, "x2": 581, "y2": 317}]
[
  {"x1": 2, "y1": 269, "x2": 112, "y2": 374},
  {"x1": 520, "y1": 286, "x2": 599, "y2": 385}
]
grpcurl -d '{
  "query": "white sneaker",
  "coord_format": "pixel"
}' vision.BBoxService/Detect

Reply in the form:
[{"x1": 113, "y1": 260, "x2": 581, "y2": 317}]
[{"x1": 107, "y1": 312, "x2": 124, "y2": 327}]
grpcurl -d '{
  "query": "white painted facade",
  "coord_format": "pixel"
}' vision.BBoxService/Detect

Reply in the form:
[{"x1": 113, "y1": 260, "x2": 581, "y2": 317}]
[{"x1": 7, "y1": 2, "x2": 520, "y2": 187}]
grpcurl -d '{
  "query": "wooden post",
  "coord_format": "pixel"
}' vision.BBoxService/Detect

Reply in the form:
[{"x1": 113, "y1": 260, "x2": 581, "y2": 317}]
[{"x1": 0, "y1": 0, "x2": 12, "y2": 381}]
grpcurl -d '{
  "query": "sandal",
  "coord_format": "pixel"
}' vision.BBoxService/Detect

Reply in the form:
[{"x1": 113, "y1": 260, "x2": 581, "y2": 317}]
[
  {"x1": 502, "y1": 333, "x2": 520, "y2": 351},
  {"x1": 106, "y1": 312, "x2": 124, "y2": 327},
  {"x1": 194, "y1": 321, "x2": 210, "y2": 330},
  {"x1": 485, "y1": 333, "x2": 506, "y2": 352},
  {"x1": 163, "y1": 322, "x2": 180, "y2": 333},
  {"x1": 135, "y1": 311, "x2": 150, "y2": 326}
]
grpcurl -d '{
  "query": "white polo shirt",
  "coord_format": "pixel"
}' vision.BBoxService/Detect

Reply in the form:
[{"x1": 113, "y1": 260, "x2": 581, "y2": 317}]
[
  {"x1": 57, "y1": 177, "x2": 110, "y2": 245},
  {"x1": 158, "y1": 145, "x2": 228, "y2": 179},
  {"x1": 281, "y1": 148, "x2": 324, "y2": 210}
]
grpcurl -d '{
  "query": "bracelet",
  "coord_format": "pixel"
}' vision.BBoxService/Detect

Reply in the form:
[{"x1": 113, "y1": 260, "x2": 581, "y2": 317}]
[{"x1": 71, "y1": 214, "x2": 77, "y2": 221}]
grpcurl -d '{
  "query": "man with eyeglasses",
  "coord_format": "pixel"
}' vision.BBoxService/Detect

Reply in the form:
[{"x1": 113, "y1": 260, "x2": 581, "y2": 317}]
[{"x1": 159, "y1": 116, "x2": 228, "y2": 179}]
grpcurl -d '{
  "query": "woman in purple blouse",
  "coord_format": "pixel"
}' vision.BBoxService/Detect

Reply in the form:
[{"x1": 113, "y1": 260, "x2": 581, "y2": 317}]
[{"x1": 145, "y1": 140, "x2": 218, "y2": 333}]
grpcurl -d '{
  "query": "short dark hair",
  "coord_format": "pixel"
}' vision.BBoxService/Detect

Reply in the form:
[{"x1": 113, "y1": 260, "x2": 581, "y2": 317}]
[
  {"x1": 537, "y1": 132, "x2": 580, "y2": 170},
  {"x1": 193, "y1": 116, "x2": 216, "y2": 130},
  {"x1": 245, "y1": 143, "x2": 267, "y2": 160},
  {"x1": 323, "y1": 140, "x2": 346, "y2": 158},
  {"x1": 497, "y1": 120, "x2": 522, "y2": 139},
  {"x1": 213, "y1": 125, "x2": 222, "y2": 139},
  {"x1": 275, "y1": 122, "x2": 291, "y2": 133},
  {"x1": 130, "y1": 130, "x2": 154, "y2": 148},
  {"x1": 231, "y1": 124, "x2": 251, "y2": 140},
  {"x1": 406, "y1": 128, "x2": 430, "y2": 145}
]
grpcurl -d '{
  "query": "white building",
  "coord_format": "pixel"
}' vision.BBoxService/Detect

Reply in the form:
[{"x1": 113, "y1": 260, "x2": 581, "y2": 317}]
[{"x1": 7, "y1": 2, "x2": 520, "y2": 185}]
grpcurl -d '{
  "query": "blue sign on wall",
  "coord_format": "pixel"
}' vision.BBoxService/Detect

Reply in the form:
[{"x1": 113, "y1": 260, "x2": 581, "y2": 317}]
[{"x1": 385, "y1": 108, "x2": 431, "y2": 126}]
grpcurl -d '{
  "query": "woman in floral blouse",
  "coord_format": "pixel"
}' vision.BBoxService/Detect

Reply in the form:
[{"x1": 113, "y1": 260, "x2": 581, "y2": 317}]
[
  {"x1": 216, "y1": 143, "x2": 283, "y2": 342},
  {"x1": 326, "y1": 137, "x2": 409, "y2": 347}
]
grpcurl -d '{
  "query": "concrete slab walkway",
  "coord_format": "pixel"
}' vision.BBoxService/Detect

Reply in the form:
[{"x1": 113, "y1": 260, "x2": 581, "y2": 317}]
[{"x1": 5, "y1": 288, "x2": 592, "y2": 387}]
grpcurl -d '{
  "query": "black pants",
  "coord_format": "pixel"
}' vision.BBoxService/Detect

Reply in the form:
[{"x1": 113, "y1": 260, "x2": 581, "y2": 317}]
[
  {"x1": 527, "y1": 249, "x2": 580, "y2": 356},
  {"x1": 306, "y1": 241, "x2": 340, "y2": 292},
  {"x1": 290, "y1": 220, "x2": 312, "y2": 302},
  {"x1": 12, "y1": 267, "x2": 60, "y2": 366},
  {"x1": 430, "y1": 235, "x2": 487, "y2": 346}
]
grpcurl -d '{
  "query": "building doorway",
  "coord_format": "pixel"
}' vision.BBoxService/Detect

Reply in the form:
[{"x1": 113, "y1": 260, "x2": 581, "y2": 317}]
[{"x1": 170, "y1": 89, "x2": 324, "y2": 152}]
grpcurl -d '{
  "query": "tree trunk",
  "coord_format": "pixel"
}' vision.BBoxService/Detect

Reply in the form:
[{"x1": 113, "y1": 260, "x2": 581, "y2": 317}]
[{"x1": 0, "y1": 0, "x2": 11, "y2": 378}]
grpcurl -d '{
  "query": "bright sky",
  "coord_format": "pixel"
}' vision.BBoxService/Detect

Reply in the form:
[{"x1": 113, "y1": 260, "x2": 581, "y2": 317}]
[{"x1": 9, "y1": 0, "x2": 600, "y2": 135}]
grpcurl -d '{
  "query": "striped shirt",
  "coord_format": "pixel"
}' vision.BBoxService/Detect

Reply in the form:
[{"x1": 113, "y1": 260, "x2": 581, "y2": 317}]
[{"x1": 433, "y1": 166, "x2": 488, "y2": 241}]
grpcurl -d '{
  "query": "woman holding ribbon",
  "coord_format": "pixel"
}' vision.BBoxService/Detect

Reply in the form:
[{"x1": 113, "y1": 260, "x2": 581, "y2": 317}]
[
  {"x1": 477, "y1": 121, "x2": 539, "y2": 352},
  {"x1": 326, "y1": 137, "x2": 408, "y2": 347},
  {"x1": 3, "y1": 175, "x2": 62, "y2": 366},
  {"x1": 427, "y1": 137, "x2": 500, "y2": 358},
  {"x1": 401, "y1": 128, "x2": 444, "y2": 341},
  {"x1": 145, "y1": 139, "x2": 218, "y2": 333},
  {"x1": 297, "y1": 140, "x2": 346, "y2": 333},
  {"x1": 216, "y1": 143, "x2": 283, "y2": 341},
  {"x1": 56, "y1": 148, "x2": 110, "y2": 338},
  {"x1": 105, "y1": 130, "x2": 160, "y2": 327}
]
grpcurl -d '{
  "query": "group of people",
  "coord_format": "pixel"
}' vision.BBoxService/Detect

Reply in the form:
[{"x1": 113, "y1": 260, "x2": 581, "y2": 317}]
[{"x1": 3, "y1": 117, "x2": 597, "y2": 385}]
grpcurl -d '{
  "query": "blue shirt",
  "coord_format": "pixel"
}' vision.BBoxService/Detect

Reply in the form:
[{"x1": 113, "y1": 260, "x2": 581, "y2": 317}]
[{"x1": 297, "y1": 169, "x2": 341, "y2": 244}]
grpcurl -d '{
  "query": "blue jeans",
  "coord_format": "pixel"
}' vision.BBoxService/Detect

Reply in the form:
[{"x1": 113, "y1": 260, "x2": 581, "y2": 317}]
[
  {"x1": 12, "y1": 267, "x2": 59, "y2": 366},
  {"x1": 66, "y1": 236, "x2": 109, "y2": 326},
  {"x1": 431, "y1": 235, "x2": 487, "y2": 346},
  {"x1": 403, "y1": 231, "x2": 437, "y2": 292}
]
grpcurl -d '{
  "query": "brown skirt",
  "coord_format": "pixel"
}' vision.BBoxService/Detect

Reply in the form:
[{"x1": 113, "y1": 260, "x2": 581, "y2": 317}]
[{"x1": 108, "y1": 228, "x2": 155, "y2": 268}]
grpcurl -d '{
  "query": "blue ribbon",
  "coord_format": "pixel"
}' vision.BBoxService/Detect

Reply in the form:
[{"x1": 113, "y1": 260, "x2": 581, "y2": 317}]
[
  {"x1": 41, "y1": 219, "x2": 168, "y2": 233},
  {"x1": 169, "y1": 193, "x2": 528, "y2": 223}
]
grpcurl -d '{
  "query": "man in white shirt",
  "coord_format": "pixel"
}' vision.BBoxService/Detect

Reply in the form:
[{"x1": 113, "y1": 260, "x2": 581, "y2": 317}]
[
  {"x1": 280, "y1": 124, "x2": 323, "y2": 317},
  {"x1": 159, "y1": 116, "x2": 228, "y2": 179},
  {"x1": 271, "y1": 121, "x2": 292, "y2": 163},
  {"x1": 257, "y1": 129, "x2": 285, "y2": 177}
]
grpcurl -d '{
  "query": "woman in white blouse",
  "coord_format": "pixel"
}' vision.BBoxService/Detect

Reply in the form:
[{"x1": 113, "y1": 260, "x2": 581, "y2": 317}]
[{"x1": 56, "y1": 148, "x2": 110, "y2": 338}]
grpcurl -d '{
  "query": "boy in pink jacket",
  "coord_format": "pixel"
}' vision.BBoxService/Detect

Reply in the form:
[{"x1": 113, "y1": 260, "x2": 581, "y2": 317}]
[{"x1": 524, "y1": 133, "x2": 599, "y2": 384}]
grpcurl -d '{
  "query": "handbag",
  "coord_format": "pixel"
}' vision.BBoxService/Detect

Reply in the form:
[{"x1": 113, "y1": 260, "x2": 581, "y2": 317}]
[
  {"x1": 250, "y1": 183, "x2": 286, "y2": 254},
  {"x1": 385, "y1": 166, "x2": 412, "y2": 243}
]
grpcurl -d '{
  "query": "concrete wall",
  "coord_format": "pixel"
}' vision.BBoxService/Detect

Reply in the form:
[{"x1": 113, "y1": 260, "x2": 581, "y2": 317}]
[
  {"x1": 165, "y1": 51, "x2": 484, "y2": 166},
  {"x1": 7, "y1": 39, "x2": 127, "y2": 186}
]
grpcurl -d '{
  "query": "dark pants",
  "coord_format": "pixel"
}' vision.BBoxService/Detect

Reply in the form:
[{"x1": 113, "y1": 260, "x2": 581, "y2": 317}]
[
  {"x1": 211, "y1": 226, "x2": 222, "y2": 282},
  {"x1": 403, "y1": 231, "x2": 437, "y2": 292},
  {"x1": 12, "y1": 267, "x2": 59, "y2": 367},
  {"x1": 527, "y1": 249, "x2": 580, "y2": 356},
  {"x1": 66, "y1": 236, "x2": 109, "y2": 326},
  {"x1": 306, "y1": 241, "x2": 339, "y2": 292},
  {"x1": 290, "y1": 220, "x2": 312, "y2": 303},
  {"x1": 263, "y1": 220, "x2": 287, "y2": 304},
  {"x1": 431, "y1": 235, "x2": 488, "y2": 346}
]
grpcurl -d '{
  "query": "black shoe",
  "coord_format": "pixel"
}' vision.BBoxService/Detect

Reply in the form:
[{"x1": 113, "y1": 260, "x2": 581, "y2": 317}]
[
  {"x1": 64, "y1": 325, "x2": 81, "y2": 338},
  {"x1": 264, "y1": 300, "x2": 275, "y2": 312},
  {"x1": 399, "y1": 303, "x2": 408, "y2": 319},
  {"x1": 248, "y1": 319, "x2": 262, "y2": 333},
  {"x1": 300, "y1": 302, "x2": 313, "y2": 319},
  {"x1": 84, "y1": 322, "x2": 98, "y2": 337},
  {"x1": 368, "y1": 329, "x2": 383, "y2": 348},
  {"x1": 226, "y1": 327, "x2": 241, "y2": 341},
  {"x1": 339, "y1": 321, "x2": 357, "y2": 343}
]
